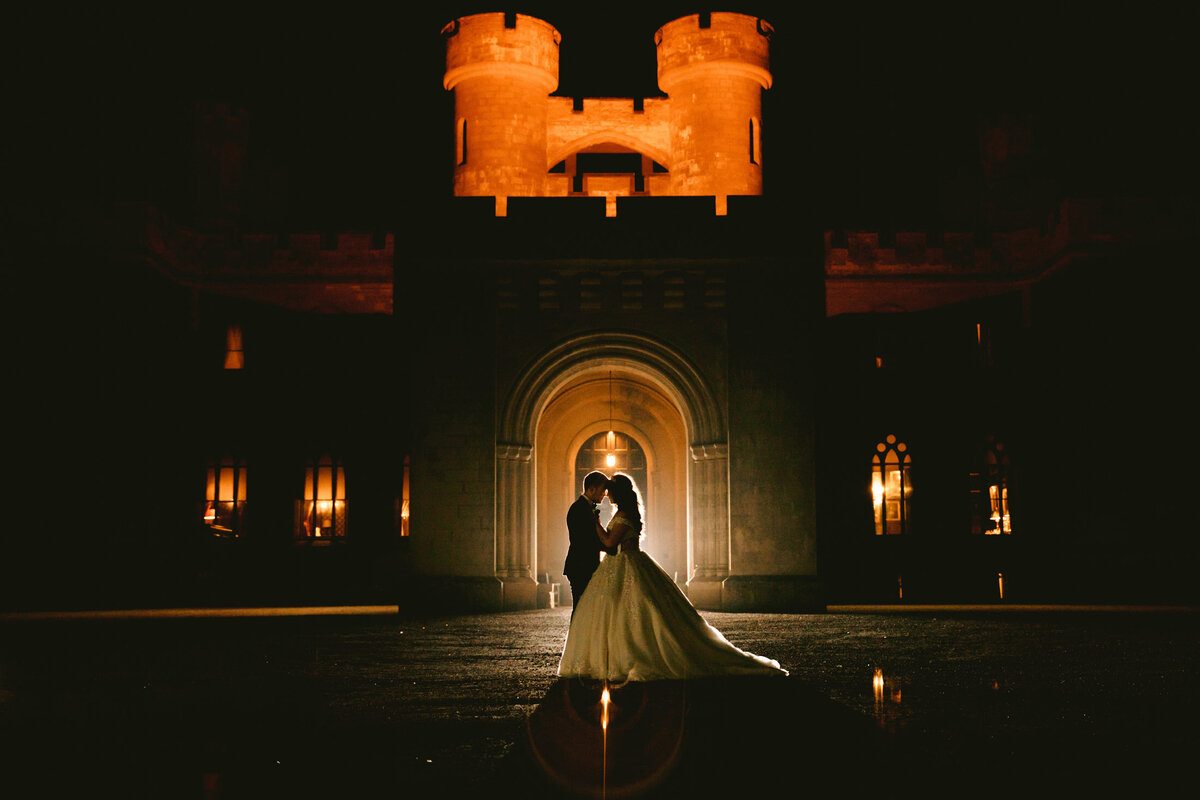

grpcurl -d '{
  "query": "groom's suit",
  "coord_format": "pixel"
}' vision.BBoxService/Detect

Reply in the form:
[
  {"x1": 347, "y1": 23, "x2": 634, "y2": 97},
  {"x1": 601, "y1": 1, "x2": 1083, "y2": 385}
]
[{"x1": 563, "y1": 495, "x2": 612, "y2": 617}]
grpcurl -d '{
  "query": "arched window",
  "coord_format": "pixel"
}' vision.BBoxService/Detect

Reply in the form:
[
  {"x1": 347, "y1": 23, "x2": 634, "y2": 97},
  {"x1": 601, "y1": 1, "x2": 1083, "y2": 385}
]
[
  {"x1": 575, "y1": 431, "x2": 647, "y2": 527},
  {"x1": 203, "y1": 454, "x2": 246, "y2": 538},
  {"x1": 296, "y1": 454, "x2": 347, "y2": 545},
  {"x1": 872, "y1": 435, "x2": 912, "y2": 535},
  {"x1": 972, "y1": 435, "x2": 1012, "y2": 535}
]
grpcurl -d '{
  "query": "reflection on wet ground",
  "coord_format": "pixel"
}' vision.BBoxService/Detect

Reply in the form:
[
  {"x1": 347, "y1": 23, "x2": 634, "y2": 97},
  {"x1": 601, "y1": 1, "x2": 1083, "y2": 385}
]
[
  {"x1": 513, "y1": 676, "x2": 894, "y2": 797},
  {"x1": 1, "y1": 608, "x2": 1197, "y2": 797}
]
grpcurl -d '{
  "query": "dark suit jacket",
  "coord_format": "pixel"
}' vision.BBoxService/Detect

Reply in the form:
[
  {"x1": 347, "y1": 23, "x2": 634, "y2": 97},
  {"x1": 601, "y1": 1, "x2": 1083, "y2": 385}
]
[{"x1": 563, "y1": 495, "x2": 607, "y2": 581}]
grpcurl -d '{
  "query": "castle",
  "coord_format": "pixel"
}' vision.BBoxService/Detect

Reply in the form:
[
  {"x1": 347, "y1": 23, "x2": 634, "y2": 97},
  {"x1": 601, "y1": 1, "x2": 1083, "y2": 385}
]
[
  {"x1": 443, "y1": 12, "x2": 772, "y2": 215},
  {"x1": 13, "y1": 8, "x2": 1192, "y2": 613}
]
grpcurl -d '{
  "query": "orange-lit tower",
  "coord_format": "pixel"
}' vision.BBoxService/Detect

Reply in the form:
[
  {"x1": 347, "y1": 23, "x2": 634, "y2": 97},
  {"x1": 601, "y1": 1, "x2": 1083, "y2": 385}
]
[
  {"x1": 656, "y1": 13, "x2": 773, "y2": 207},
  {"x1": 442, "y1": 13, "x2": 560, "y2": 204}
]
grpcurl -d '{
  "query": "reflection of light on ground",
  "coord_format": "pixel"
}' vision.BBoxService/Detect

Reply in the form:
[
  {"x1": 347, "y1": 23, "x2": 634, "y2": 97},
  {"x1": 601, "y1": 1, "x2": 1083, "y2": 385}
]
[
  {"x1": 0, "y1": 606, "x2": 400, "y2": 621},
  {"x1": 872, "y1": 667, "x2": 906, "y2": 732},
  {"x1": 526, "y1": 679, "x2": 685, "y2": 796}
]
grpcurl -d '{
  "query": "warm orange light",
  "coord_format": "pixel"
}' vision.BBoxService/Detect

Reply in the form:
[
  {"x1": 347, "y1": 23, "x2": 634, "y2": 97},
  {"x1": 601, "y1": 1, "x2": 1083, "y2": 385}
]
[
  {"x1": 224, "y1": 325, "x2": 244, "y2": 369},
  {"x1": 601, "y1": 685, "x2": 610, "y2": 730},
  {"x1": 871, "y1": 474, "x2": 884, "y2": 507},
  {"x1": 998, "y1": 572, "x2": 1006, "y2": 600},
  {"x1": 203, "y1": 503, "x2": 216, "y2": 523},
  {"x1": 873, "y1": 668, "x2": 884, "y2": 704},
  {"x1": 605, "y1": 453, "x2": 616, "y2": 468}
]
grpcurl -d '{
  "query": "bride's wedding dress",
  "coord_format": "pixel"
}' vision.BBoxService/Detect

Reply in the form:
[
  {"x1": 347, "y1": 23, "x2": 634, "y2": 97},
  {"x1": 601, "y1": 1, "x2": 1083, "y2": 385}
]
[{"x1": 558, "y1": 512, "x2": 787, "y2": 681}]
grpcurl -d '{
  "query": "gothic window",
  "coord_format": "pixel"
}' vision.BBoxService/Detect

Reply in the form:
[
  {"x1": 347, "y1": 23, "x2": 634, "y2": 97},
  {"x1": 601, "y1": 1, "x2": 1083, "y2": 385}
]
[
  {"x1": 971, "y1": 436, "x2": 1013, "y2": 535},
  {"x1": 575, "y1": 431, "x2": 647, "y2": 527},
  {"x1": 223, "y1": 325, "x2": 244, "y2": 369},
  {"x1": 872, "y1": 435, "x2": 912, "y2": 535},
  {"x1": 203, "y1": 455, "x2": 246, "y2": 538},
  {"x1": 296, "y1": 454, "x2": 347, "y2": 545}
]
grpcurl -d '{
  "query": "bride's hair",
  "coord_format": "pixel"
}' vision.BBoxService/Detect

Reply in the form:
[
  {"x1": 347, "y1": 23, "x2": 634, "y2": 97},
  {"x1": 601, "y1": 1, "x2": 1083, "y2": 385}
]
[{"x1": 607, "y1": 473, "x2": 644, "y2": 534}]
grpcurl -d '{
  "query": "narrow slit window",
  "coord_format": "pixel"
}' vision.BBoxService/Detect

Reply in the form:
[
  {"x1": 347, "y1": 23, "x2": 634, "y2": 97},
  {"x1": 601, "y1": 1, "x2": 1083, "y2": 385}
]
[
  {"x1": 224, "y1": 325, "x2": 244, "y2": 369},
  {"x1": 750, "y1": 118, "x2": 762, "y2": 165},
  {"x1": 456, "y1": 119, "x2": 467, "y2": 166},
  {"x1": 400, "y1": 455, "x2": 411, "y2": 537}
]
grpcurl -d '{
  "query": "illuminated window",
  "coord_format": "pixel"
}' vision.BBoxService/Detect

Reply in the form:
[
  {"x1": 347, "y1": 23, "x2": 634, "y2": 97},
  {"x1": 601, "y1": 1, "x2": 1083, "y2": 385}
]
[
  {"x1": 223, "y1": 325, "x2": 244, "y2": 369},
  {"x1": 871, "y1": 435, "x2": 912, "y2": 535},
  {"x1": 399, "y1": 455, "x2": 411, "y2": 538},
  {"x1": 971, "y1": 436, "x2": 1013, "y2": 535},
  {"x1": 575, "y1": 431, "x2": 647, "y2": 526},
  {"x1": 296, "y1": 454, "x2": 347, "y2": 545},
  {"x1": 203, "y1": 455, "x2": 246, "y2": 538}
]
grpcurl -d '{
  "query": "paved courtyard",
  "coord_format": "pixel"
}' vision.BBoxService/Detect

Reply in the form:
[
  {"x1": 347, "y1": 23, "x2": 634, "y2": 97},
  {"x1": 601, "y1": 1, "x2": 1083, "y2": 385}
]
[{"x1": 2, "y1": 606, "x2": 1196, "y2": 797}]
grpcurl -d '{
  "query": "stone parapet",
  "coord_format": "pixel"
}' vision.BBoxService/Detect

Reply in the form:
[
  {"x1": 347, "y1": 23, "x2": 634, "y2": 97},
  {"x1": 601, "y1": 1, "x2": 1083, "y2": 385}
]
[
  {"x1": 109, "y1": 203, "x2": 393, "y2": 313},
  {"x1": 825, "y1": 197, "x2": 1197, "y2": 279}
]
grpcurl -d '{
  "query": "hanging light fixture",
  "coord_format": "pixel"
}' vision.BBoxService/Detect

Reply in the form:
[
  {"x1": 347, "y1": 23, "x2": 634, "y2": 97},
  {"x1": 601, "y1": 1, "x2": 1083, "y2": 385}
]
[{"x1": 606, "y1": 371, "x2": 616, "y2": 468}]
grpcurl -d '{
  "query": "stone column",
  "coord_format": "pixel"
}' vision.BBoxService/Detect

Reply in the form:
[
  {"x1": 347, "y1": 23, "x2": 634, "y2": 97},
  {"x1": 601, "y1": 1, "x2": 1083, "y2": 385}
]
[
  {"x1": 688, "y1": 442, "x2": 730, "y2": 609},
  {"x1": 496, "y1": 443, "x2": 537, "y2": 609}
]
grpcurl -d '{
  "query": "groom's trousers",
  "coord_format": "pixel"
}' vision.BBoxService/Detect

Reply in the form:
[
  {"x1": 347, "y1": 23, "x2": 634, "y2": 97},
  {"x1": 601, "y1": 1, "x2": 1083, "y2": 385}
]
[{"x1": 568, "y1": 574, "x2": 591, "y2": 619}]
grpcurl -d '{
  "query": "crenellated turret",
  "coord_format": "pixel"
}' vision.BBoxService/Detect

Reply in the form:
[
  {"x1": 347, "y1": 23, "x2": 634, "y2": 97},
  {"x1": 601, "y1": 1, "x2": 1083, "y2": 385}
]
[
  {"x1": 442, "y1": 13, "x2": 561, "y2": 202},
  {"x1": 656, "y1": 13, "x2": 773, "y2": 204}
]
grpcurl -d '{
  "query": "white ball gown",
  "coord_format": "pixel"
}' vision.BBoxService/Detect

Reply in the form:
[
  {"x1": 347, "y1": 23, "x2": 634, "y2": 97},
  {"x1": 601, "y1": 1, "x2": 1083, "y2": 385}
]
[{"x1": 558, "y1": 512, "x2": 788, "y2": 681}]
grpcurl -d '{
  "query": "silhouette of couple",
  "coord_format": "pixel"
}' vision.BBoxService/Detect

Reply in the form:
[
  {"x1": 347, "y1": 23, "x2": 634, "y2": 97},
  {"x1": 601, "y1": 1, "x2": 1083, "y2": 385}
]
[{"x1": 558, "y1": 470, "x2": 786, "y2": 681}]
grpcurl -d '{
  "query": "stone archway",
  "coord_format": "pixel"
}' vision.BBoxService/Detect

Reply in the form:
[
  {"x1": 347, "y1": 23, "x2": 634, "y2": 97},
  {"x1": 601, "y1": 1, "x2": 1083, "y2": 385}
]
[{"x1": 496, "y1": 331, "x2": 730, "y2": 610}]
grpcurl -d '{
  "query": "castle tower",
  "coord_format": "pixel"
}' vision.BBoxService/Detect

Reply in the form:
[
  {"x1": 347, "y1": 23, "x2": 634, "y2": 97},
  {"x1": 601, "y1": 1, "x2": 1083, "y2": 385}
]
[
  {"x1": 656, "y1": 13, "x2": 773, "y2": 207},
  {"x1": 442, "y1": 13, "x2": 560, "y2": 205}
]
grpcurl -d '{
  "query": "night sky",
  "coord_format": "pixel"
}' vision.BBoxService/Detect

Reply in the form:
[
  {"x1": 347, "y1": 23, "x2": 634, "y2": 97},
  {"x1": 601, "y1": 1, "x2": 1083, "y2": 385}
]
[{"x1": 33, "y1": 3, "x2": 1193, "y2": 234}]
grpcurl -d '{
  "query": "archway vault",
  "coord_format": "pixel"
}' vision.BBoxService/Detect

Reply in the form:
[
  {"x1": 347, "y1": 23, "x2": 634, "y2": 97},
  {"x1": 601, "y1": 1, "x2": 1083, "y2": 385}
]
[
  {"x1": 500, "y1": 330, "x2": 725, "y2": 450},
  {"x1": 495, "y1": 331, "x2": 731, "y2": 611},
  {"x1": 547, "y1": 132, "x2": 671, "y2": 172}
]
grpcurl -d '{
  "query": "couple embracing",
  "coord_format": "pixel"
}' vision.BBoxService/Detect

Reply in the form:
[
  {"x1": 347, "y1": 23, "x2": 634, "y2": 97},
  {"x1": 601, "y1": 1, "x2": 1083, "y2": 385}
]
[{"x1": 558, "y1": 470, "x2": 787, "y2": 682}]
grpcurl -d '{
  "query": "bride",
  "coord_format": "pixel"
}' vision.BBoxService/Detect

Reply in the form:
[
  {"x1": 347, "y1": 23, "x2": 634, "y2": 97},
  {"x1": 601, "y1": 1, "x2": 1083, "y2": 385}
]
[{"x1": 558, "y1": 473, "x2": 787, "y2": 681}]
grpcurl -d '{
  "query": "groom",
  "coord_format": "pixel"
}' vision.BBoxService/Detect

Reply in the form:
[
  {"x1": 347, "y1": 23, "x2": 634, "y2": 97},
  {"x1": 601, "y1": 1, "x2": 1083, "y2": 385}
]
[{"x1": 563, "y1": 470, "x2": 612, "y2": 618}]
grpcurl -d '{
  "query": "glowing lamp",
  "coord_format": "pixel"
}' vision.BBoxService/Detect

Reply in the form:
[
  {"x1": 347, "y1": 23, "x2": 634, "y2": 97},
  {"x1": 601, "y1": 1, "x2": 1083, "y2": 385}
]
[
  {"x1": 606, "y1": 453, "x2": 616, "y2": 468},
  {"x1": 203, "y1": 503, "x2": 216, "y2": 523},
  {"x1": 873, "y1": 668, "x2": 884, "y2": 703},
  {"x1": 601, "y1": 685, "x2": 610, "y2": 730}
]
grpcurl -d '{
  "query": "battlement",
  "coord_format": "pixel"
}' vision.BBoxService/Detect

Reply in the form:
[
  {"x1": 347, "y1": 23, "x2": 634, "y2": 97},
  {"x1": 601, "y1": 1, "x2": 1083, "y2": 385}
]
[
  {"x1": 443, "y1": 12, "x2": 773, "y2": 213},
  {"x1": 655, "y1": 12, "x2": 773, "y2": 92},
  {"x1": 442, "y1": 13, "x2": 560, "y2": 92}
]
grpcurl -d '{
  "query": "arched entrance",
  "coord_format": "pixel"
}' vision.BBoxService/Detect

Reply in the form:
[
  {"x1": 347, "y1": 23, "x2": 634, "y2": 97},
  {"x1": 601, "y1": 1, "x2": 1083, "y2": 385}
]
[
  {"x1": 496, "y1": 331, "x2": 729, "y2": 610},
  {"x1": 540, "y1": 373, "x2": 685, "y2": 595}
]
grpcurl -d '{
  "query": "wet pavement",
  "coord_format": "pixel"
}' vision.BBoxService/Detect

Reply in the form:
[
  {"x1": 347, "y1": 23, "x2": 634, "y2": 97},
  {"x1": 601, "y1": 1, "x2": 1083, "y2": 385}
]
[{"x1": 1, "y1": 606, "x2": 1196, "y2": 797}]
